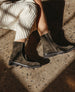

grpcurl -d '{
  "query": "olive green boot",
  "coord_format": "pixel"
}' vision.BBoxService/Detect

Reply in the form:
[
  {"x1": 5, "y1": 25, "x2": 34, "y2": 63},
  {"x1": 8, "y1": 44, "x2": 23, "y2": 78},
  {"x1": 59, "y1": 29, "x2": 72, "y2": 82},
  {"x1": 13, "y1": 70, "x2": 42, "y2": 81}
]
[
  {"x1": 9, "y1": 42, "x2": 40, "y2": 68},
  {"x1": 41, "y1": 33, "x2": 75, "y2": 58}
]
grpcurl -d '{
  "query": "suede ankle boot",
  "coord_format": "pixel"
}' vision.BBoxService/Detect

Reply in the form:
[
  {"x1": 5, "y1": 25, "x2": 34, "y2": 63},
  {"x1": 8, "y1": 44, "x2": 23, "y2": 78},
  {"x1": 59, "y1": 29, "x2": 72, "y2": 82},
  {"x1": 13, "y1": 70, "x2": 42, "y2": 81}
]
[
  {"x1": 25, "y1": 52, "x2": 50, "y2": 66},
  {"x1": 41, "y1": 33, "x2": 75, "y2": 57},
  {"x1": 24, "y1": 32, "x2": 50, "y2": 66},
  {"x1": 9, "y1": 42, "x2": 40, "y2": 68}
]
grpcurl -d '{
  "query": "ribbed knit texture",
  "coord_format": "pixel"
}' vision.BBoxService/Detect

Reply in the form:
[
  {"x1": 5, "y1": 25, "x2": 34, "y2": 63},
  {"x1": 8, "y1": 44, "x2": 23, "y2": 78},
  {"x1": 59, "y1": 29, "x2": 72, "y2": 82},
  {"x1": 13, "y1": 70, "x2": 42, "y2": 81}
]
[{"x1": 0, "y1": 0, "x2": 37, "y2": 41}]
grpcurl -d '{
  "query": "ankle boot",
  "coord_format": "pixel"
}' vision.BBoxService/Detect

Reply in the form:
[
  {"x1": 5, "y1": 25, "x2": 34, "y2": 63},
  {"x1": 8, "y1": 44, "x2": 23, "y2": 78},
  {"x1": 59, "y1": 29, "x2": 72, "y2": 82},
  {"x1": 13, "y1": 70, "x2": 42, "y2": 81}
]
[
  {"x1": 24, "y1": 32, "x2": 50, "y2": 66},
  {"x1": 9, "y1": 42, "x2": 40, "y2": 68},
  {"x1": 25, "y1": 52, "x2": 50, "y2": 66},
  {"x1": 41, "y1": 33, "x2": 75, "y2": 58}
]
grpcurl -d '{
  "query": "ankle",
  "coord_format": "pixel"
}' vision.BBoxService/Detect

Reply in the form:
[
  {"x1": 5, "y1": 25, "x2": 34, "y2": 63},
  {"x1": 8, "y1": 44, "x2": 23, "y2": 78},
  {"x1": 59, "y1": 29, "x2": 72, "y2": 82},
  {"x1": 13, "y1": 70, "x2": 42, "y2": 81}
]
[
  {"x1": 38, "y1": 30, "x2": 48, "y2": 37},
  {"x1": 14, "y1": 39, "x2": 26, "y2": 43}
]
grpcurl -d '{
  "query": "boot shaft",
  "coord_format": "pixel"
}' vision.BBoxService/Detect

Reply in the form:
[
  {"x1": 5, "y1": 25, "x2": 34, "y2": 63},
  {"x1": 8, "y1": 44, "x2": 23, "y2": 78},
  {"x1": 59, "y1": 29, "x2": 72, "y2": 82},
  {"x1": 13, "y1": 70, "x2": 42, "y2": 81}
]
[{"x1": 10, "y1": 42, "x2": 25, "y2": 61}]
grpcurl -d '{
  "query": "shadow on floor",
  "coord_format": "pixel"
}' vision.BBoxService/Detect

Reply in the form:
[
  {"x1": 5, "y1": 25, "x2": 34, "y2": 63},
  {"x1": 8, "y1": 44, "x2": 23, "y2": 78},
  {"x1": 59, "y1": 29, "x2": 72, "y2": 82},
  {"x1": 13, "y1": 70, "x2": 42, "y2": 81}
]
[
  {"x1": 0, "y1": 56, "x2": 29, "y2": 92},
  {"x1": 43, "y1": 60, "x2": 75, "y2": 92}
]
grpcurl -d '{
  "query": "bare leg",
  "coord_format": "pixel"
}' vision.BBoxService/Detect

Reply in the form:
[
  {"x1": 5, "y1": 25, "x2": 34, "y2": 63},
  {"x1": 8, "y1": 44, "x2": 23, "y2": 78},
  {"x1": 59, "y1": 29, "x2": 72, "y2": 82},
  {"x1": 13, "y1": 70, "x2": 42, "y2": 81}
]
[
  {"x1": 34, "y1": 0, "x2": 49, "y2": 36},
  {"x1": 15, "y1": 39, "x2": 26, "y2": 43}
]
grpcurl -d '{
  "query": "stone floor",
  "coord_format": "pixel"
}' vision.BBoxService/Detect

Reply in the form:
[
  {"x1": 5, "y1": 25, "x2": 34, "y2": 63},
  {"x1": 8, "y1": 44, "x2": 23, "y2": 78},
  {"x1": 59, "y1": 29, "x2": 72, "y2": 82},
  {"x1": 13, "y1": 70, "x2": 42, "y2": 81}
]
[{"x1": 0, "y1": 28, "x2": 75, "y2": 92}]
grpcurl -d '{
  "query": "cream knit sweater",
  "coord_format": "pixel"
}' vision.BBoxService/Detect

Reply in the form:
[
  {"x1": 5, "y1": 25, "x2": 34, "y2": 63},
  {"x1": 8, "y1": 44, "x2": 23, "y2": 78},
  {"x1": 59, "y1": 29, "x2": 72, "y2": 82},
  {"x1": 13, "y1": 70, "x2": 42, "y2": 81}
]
[{"x1": 0, "y1": 0, "x2": 37, "y2": 41}]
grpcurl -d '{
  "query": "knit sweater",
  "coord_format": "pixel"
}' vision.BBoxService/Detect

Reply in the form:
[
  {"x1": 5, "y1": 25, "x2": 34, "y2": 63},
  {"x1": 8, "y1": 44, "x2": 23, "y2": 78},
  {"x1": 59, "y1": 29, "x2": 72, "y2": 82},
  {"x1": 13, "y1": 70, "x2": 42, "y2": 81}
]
[{"x1": 0, "y1": 0, "x2": 37, "y2": 41}]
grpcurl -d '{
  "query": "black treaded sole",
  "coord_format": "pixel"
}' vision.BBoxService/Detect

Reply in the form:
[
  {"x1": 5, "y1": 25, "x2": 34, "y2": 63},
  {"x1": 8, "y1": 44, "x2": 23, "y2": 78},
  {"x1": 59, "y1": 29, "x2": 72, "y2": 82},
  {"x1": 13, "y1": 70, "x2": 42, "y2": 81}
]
[
  {"x1": 9, "y1": 61, "x2": 41, "y2": 68},
  {"x1": 44, "y1": 47, "x2": 75, "y2": 58}
]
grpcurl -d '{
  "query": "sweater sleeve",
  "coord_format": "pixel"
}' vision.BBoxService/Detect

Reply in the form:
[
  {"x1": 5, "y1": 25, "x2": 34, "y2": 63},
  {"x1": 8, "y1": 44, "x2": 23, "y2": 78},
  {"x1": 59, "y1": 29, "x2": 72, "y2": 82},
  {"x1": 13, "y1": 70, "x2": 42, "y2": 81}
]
[{"x1": 19, "y1": 3, "x2": 37, "y2": 30}]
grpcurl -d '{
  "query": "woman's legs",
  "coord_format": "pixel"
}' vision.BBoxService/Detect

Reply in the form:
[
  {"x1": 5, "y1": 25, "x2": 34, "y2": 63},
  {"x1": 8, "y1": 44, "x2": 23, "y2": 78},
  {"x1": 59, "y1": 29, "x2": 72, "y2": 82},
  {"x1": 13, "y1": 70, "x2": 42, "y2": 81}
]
[
  {"x1": 35, "y1": 0, "x2": 75, "y2": 57},
  {"x1": 9, "y1": 1, "x2": 50, "y2": 67}
]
